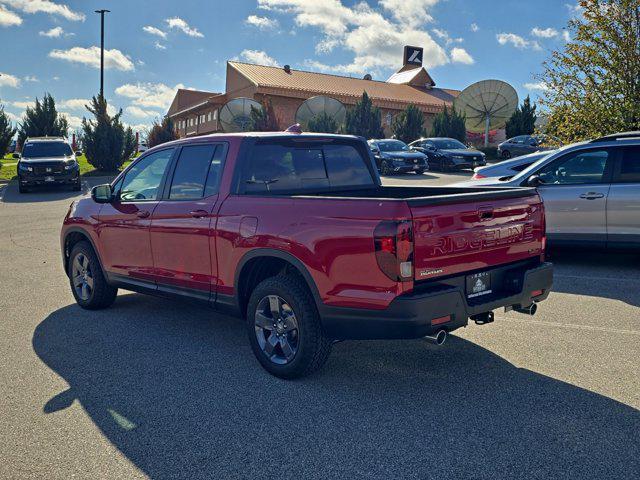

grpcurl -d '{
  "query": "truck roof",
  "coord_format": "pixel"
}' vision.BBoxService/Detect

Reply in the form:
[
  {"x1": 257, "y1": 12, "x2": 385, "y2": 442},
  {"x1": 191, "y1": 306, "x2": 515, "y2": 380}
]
[{"x1": 25, "y1": 136, "x2": 68, "y2": 143}]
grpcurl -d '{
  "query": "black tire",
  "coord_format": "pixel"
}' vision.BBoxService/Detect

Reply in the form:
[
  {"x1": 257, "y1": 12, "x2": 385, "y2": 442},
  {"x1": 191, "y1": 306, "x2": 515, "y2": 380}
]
[
  {"x1": 415, "y1": 168, "x2": 425, "y2": 175},
  {"x1": 68, "y1": 241, "x2": 117, "y2": 310},
  {"x1": 502, "y1": 150, "x2": 511, "y2": 159},
  {"x1": 72, "y1": 179, "x2": 81, "y2": 191},
  {"x1": 380, "y1": 160, "x2": 391, "y2": 176},
  {"x1": 246, "y1": 275, "x2": 332, "y2": 379},
  {"x1": 18, "y1": 184, "x2": 29, "y2": 194}
]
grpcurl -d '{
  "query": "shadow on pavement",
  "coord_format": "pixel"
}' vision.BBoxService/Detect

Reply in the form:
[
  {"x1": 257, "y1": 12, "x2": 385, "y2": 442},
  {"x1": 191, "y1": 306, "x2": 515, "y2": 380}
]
[
  {"x1": 382, "y1": 170, "x2": 471, "y2": 182},
  {"x1": 33, "y1": 294, "x2": 639, "y2": 479},
  {"x1": 0, "y1": 177, "x2": 110, "y2": 204},
  {"x1": 549, "y1": 248, "x2": 640, "y2": 307}
]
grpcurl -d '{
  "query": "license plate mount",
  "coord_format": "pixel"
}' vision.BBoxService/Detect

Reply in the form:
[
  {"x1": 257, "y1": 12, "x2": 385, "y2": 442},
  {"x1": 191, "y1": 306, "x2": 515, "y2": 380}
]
[
  {"x1": 466, "y1": 271, "x2": 492, "y2": 299},
  {"x1": 45, "y1": 176, "x2": 55, "y2": 182}
]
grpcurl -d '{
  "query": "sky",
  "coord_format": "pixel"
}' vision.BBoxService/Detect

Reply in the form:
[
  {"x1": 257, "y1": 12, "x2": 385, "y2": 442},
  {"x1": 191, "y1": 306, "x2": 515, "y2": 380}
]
[{"x1": 0, "y1": 0, "x2": 582, "y2": 134}]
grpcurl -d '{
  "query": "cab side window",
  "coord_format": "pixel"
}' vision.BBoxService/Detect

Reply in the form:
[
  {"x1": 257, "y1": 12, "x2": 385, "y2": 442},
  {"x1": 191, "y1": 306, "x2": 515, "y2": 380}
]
[
  {"x1": 168, "y1": 144, "x2": 222, "y2": 200},
  {"x1": 615, "y1": 146, "x2": 640, "y2": 183},
  {"x1": 537, "y1": 149, "x2": 610, "y2": 185},
  {"x1": 120, "y1": 149, "x2": 174, "y2": 201}
]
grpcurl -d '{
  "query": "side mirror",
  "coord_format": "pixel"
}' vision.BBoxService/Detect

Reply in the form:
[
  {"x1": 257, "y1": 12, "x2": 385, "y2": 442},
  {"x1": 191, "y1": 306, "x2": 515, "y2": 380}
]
[
  {"x1": 75, "y1": 151, "x2": 83, "y2": 157},
  {"x1": 91, "y1": 184, "x2": 114, "y2": 203},
  {"x1": 526, "y1": 175, "x2": 542, "y2": 187},
  {"x1": 12, "y1": 153, "x2": 20, "y2": 159}
]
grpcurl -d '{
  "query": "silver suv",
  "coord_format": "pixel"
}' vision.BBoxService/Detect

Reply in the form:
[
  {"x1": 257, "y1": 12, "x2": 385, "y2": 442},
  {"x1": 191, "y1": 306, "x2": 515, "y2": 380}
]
[
  {"x1": 16, "y1": 137, "x2": 81, "y2": 193},
  {"x1": 454, "y1": 132, "x2": 640, "y2": 248}
]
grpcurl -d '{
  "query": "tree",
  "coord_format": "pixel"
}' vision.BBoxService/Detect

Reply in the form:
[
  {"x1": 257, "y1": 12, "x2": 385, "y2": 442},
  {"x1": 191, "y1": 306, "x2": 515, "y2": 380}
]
[
  {"x1": 430, "y1": 105, "x2": 467, "y2": 142},
  {"x1": 344, "y1": 92, "x2": 384, "y2": 139},
  {"x1": 0, "y1": 105, "x2": 17, "y2": 155},
  {"x1": 539, "y1": 0, "x2": 640, "y2": 142},
  {"x1": 307, "y1": 112, "x2": 338, "y2": 133},
  {"x1": 249, "y1": 98, "x2": 279, "y2": 131},
  {"x1": 147, "y1": 116, "x2": 178, "y2": 148},
  {"x1": 505, "y1": 96, "x2": 537, "y2": 138},
  {"x1": 122, "y1": 126, "x2": 137, "y2": 160},
  {"x1": 391, "y1": 104, "x2": 425, "y2": 143},
  {"x1": 17, "y1": 93, "x2": 68, "y2": 146},
  {"x1": 82, "y1": 96, "x2": 128, "y2": 171}
]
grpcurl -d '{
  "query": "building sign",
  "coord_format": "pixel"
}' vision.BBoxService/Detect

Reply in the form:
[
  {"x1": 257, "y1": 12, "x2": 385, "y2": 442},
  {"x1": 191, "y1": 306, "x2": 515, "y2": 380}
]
[{"x1": 403, "y1": 46, "x2": 423, "y2": 67}]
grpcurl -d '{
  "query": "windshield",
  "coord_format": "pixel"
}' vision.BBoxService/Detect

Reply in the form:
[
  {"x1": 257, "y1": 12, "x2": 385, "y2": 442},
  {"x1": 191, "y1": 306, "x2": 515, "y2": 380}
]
[
  {"x1": 433, "y1": 139, "x2": 466, "y2": 150},
  {"x1": 376, "y1": 140, "x2": 409, "y2": 152},
  {"x1": 22, "y1": 142, "x2": 72, "y2": 158}
]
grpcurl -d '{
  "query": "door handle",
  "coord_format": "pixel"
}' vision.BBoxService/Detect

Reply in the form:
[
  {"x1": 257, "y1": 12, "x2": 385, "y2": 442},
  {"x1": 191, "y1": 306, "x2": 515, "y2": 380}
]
[
  {"x1": 579, "y1": 192, "x2": 605, "y2": 200},
  {"x1": 190, "y1": 209, "x2": 209, "y2": 218},
  {"x1": 136, "y1": 210, "x2": 151, "y2": 218}
]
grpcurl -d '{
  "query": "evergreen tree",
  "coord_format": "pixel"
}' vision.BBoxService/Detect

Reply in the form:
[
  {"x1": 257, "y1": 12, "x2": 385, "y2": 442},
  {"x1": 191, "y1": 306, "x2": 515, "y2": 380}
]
[
  {"x1": 391, "y1": 104, "x2": 425, "y2": 143},
  {"x1": 122, "y1": 126, "x2": 137, "y2": 160},
  {"x1": 147, "y1": 116, "x2": 178, "y2": 148},
  {"x1": 344, "y1": 92, "x2": 384, "y2": 139},
  {"x1": 82, "y1": 96, "x2": 127, "y2": 171},
  {"x1": 430, "y1": 105, "x2": 467, "y2": 142},
  {"x1": 307, "y1": 112, "x2": 338, "y2": 133},
  {"x1": 249, "y1": 98, "x2": 279, "y2": 131},
  {"x1": 506, "y1": 96, "x2": 537, "y2": 138},
  {"x1": 0, "y1": 105, "x2": 17, "y2": 155},
  {"x1": 17, "y1": 93, "x2": 68, "y2": 146}
]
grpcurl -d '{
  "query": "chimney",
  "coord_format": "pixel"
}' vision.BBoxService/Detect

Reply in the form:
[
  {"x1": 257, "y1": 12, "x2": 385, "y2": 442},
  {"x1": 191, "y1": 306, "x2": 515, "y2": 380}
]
[{"x1": 283, "y1": 65, "x2": 291, "y2": 73}]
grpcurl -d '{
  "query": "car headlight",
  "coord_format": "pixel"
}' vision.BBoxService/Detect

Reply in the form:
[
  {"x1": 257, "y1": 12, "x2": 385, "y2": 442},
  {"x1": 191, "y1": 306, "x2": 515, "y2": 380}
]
[
  {"x1": 64, "y1": 160, "x2": 79, "y2": 170},
  {"x1": 18, "y1": 163, "x2": 33, "y2": 172}
]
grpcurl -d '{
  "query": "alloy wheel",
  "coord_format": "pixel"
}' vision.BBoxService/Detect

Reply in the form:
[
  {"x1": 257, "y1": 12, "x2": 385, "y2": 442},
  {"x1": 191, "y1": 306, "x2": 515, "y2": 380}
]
[
  {"x1": 72, "y1": 253, "x2": 94, "y2": 301},
  {"x1": 254, "y1": 295, "x2": 300, "y2": 365}
]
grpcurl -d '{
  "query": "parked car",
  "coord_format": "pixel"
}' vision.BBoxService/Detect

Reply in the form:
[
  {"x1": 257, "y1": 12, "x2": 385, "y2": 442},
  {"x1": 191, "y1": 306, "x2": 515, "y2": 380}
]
[
  {"x1": 7, "y1": 139, "x2": 17, "y2": 154},
  {"x1": 470, "y1": 151, "x2": 555, "y2": 181},
  {"x1": 497, "y1": 134, "x2": 561, "y2": 159},
  {"x1": 367, "y1": 139, "x2": 428, "y2": 175},
  {"x1": 409, "y1": 137, "x2": 486, "y2": 171},
  {"x1": 138, "y1": 141, "x2": 148, "y2": 153},
  {"x1": 61, "y1": 131, "x2": 552, "y2": 378},
  {"x1": 454, "y1": 131, "x2": 640, "y2": 248},
  {"x1": 16, "y1": 137, "x2": 81, "y2": 193}
]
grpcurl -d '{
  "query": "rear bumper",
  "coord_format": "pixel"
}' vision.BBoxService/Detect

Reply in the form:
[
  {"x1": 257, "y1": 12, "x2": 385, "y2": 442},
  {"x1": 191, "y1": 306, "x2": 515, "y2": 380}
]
[{"x1": 320, "y1": 261, "x2": 553, "y2": 340}]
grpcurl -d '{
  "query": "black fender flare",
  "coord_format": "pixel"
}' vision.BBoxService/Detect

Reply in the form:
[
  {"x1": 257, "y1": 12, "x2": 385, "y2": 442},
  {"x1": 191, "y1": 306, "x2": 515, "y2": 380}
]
[{"x1": 61, "y1": 227, "x2": 104, "y2": 276}]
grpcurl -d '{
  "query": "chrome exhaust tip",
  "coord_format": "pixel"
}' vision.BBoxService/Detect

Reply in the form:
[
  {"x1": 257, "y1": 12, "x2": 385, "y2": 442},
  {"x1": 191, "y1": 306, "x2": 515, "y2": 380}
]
[
  {"x1": 514, "y1": 303, "x2": 537, "y2": 316},
  {"x1": 425, "y1": 329, "x2": 447, "y2": 345}
]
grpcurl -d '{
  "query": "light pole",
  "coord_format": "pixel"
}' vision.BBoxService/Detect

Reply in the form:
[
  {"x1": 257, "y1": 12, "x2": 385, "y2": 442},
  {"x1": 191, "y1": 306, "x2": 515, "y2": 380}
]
[{"x1": 95, "y1": 9, "x2": 110, "y2": 99}]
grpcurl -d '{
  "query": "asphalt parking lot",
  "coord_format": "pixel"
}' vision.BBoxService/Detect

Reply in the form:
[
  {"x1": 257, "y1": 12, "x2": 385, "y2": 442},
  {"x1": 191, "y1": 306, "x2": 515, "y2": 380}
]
[{"x1": 0, "y1": 173, "x2": 638, "y2": 479}]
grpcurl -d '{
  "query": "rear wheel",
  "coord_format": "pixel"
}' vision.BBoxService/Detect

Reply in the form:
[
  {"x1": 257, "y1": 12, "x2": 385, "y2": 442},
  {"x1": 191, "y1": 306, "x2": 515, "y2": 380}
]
[
  {"x1": 380, "y1": 160, "x2": 391, "y2": 176},
  {"x1": 69, "y1": 241, "x2": 117, "y2": 310},
  {"x1": 247, "y1": 275, "x2": 332, "y2": 379},
  {"x1": 502, "y1": 150, "x2": 511, "y2": 159},
  {"x1": 72, "y1": 179, "x2": 81, "y2": 191},
  {"x1": 415, "y1": 168, "x2": 425, "y2": 175},
  {"x1": 18, "y1": 184, "x2": 29, "y2": 194}
]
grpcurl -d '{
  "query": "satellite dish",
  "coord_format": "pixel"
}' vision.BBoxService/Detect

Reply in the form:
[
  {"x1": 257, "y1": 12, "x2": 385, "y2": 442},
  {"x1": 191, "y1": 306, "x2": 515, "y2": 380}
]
[
  {"x1": 295, "y1": 96, "x2": 346, "y2": 130},
  {"x1": 219, "y1": 97, "x2": 263, "y2": 132},
  {"x1": 454, "y1": 80, "x2": 518, "y2": 147}
]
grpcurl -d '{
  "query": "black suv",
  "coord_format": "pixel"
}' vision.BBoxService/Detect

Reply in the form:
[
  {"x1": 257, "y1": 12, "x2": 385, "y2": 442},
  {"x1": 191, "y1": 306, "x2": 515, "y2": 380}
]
[
  {"x1": 409, "y1": 137, "x2": 486, "y2": 171},
  {"x1": 16, "y1": 137, "x2": 81, "y2": 193},
  {"x1": 368, "y1": 139, "x2": 428, "y2": 175}
]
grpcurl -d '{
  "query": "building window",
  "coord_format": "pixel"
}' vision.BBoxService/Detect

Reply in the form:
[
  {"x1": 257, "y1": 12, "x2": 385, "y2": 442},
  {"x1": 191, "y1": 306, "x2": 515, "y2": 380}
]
[
  {"x1": 213, "y1": 109, "x2": 217, "y2": 120},
  {"x1": 207, "y1": 112, "x2": 211, "y2": 122}
]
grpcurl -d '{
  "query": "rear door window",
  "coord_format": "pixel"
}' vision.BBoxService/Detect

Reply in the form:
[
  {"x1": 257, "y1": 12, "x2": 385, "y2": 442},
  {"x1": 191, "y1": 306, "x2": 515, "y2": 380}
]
[
  {"x1": 241, "y1": 140, "x2": 374, "y2": 194},
  {"x1": 614, "y1": 146, "x2": 640, "y2": 183},
  {"x1": 168, "y1": 144, "x2": 221, "y2": 200},
  {"x1": 536, "y1": 149, "x2": 610, "y2": 185}
]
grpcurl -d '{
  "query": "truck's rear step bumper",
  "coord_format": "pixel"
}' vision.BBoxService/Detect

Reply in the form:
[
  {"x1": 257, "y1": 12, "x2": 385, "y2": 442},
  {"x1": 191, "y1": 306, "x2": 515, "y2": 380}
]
[{"x1": 319, "y1": 262, "x2": 553, "y2": 340}]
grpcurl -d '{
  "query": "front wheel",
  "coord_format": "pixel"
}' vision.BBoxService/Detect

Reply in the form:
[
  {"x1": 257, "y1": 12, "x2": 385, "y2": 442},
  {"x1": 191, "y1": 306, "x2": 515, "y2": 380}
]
[
  {"x1": 415, "y1": 168, "x2": 425, "y2": 175},
  {"x1": 69, "y1": 241, "x2": 117, "y2": 309},
  {"x1": 247, "y1": 275, "x2": 332, "y2": 379},
  {"x1": 380, "y1": 160, "x2": 391, "y2": 176},
  {"x1": 502, "y1": 150, "x2": 511, "y2": 159}
]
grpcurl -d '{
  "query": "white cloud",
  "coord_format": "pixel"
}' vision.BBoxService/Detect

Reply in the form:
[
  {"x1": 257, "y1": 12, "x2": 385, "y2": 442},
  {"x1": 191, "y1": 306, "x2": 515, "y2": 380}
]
[
  {"x1": 125, "y1": 106, "x2": 160, "y2": 119},
  {"x1": 166, "y1": 17, "x2": 203, "y2": 38},
  {"x1": 240, "y1": 49, "x2": 279, "y2": 66},
  {"x1": 524, "y1": 82, "x2": 550, "y2": 92},
  {"x1": 59, "y1": 98, "x2": 90, "y2": 110},
  {"x1": 49, "y1": 46, "x2": 134, "y2": 71},
  {"x1": 115, "y1": 82, "x2": 187, "y2": 110},
  {"x1": 0, "y1": 72, "x2": 21, "y2": 87},
  {"x1": 11, "y1": 100, "x2": 32, "y2": 109},
  {"x1": 0, "y1": 0, "x2": 84, "y2": 22},
  {"x1": 470, "y1": 23, "x2": 479, "y2": 32},
  {"x1": 143, "y1": 25, "x2": 167, "y2": 39},
  {"x1": 0, "y1": 5, "x2": 22, "y2": 26},
  {"x1": 154, "y1": 42, "x2": 166, "y2": 50},
  {"x1": 257, "y1": 0, "x2": 448, "y2": 75},
  {"x1": 565, "y1": 2, "x2": 583, "y2": 16},
  {"x1": 5, "y1": 110, "x2": 20, "y2": 122},
  {"x1": 562, "y1": 30, "x2": 571, "y2": 42},
  {"x1": 124, "y1": 122, "x2": 150, "y2": 133},
  {"x1": 39, "y1": 26, "x2": 63, "y2": 37},
  {"x1": 450, "y1": 47, "x2": 474, "y2": 65},
  {"x1": 496, "y1": 33, "x2": 541, "y2": 50},
  {"x1": 59, "y1": 112, "x2": 83, "y2": 129},
  {"x1": 24, "y1": 75, "x2": 38, "y2": 82},
  {"x1": 432, "y1": 28, "x2": 462, "y2": 46},
  {"x1": 531, "y1": 27, "x2": 558, "y2": 38},
  {"x1": 245, "y1": 15, "x2": 279, "y2": 30}
]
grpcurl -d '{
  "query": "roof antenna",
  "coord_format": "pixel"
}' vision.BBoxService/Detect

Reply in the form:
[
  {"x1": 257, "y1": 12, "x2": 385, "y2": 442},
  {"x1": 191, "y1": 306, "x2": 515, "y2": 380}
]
[{"x1": 285, "y1": 123, "x2": 302, "y2": 134}]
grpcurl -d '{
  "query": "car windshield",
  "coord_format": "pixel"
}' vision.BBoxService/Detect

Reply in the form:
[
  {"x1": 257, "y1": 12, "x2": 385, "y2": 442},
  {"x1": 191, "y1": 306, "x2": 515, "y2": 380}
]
[
  {"x1": 376, "y1": 140, "x2": 409, "y2": 152},
  {"x1": 22, "y1": 142, "x2": 72, "y2": 158},
  {"x1": 433, "y1": 139, "x2": 466, "y2": 150}
]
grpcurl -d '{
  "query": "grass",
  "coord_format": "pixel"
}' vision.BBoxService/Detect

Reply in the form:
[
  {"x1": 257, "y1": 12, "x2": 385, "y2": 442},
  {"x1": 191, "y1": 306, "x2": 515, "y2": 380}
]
[{"x1": 0, "y1": 154, "x2": 132, "y2": 182}]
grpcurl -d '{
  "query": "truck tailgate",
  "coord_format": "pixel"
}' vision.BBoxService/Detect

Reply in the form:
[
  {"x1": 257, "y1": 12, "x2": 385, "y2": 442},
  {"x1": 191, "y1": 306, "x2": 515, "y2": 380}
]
[{"x1": 410, "y1": 192, "x2": 545, "y2": 281}]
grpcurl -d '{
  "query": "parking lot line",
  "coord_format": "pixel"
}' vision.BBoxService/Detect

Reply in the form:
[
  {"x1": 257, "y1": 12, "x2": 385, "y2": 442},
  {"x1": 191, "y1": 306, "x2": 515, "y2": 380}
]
[{"x1": 496, "y1": 316, "x2": 640, "y2": 336}]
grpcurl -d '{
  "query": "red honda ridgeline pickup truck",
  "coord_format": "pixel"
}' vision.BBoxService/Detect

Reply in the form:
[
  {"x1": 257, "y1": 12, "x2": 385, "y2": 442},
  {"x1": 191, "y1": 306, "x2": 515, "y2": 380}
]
[{"x1": 61, "y1": 131, "x2": 553, "y2": 378}]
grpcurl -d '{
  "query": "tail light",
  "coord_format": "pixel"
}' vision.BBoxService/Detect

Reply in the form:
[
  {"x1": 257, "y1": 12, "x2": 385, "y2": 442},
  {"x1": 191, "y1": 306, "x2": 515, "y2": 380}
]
[
  {"x1": 374, "y1": 220, "x2": 413, "y2": 281},
  {"x1": 540, "y1": 204, "x2": 547, "y2": 262},
  {"x1": 472, "y1": 172, "x2": 486, "y2": 180}
]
